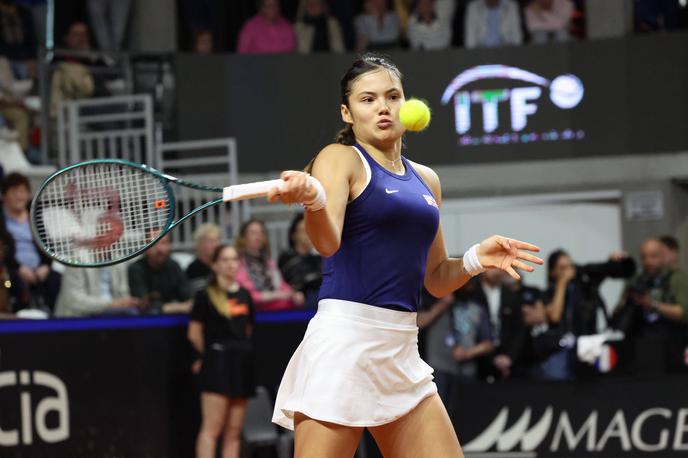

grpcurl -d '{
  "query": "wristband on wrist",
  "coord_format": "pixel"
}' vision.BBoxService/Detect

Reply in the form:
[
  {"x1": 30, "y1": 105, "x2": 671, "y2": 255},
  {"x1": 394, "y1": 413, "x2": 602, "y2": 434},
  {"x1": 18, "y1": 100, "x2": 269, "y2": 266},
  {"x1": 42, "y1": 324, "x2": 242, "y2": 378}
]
[
  {"x1": 302, "y1": 176, "x2": 326, "y2": 212},
  {"x1": 463, "y1": 243, "x2": 486, "y2": 277}
]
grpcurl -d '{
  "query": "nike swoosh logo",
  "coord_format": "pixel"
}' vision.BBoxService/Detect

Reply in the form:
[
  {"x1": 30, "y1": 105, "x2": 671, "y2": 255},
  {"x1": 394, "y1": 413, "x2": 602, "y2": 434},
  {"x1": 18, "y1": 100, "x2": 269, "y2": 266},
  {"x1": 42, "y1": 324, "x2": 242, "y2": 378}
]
[{"x1": 385, "y1": 188, "x2": 399, "y2": 194}]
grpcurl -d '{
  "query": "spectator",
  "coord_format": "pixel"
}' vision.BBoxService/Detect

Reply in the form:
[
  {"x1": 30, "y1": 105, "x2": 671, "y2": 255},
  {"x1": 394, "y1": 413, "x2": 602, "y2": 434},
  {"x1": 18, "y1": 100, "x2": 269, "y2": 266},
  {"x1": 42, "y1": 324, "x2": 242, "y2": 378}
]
[
  {"x1": 407, "y1": 0, "x2": 452, "y2": 50},
  {"x1": 613, "y1": 238, "x2": 688, "y2": 374},
  {"x1": 86, "y1": 0, "x2": 132, "y2": 50},
  {"x1": 524, "y1": 0, "x2": 573, "y2": 44},
  {"x1": 464, "y1": 0, "x2": 522, "y2": 49},
  {"x1": 354, "y1": 0, "x2": 401, "y2": 51},
  {"x1": 1, "y1": 172, "x2": 61, "y2": 311},
  {"x1": 54, "y1": 264, "x2": 141, "y2": 317},
  {"x1": 235, "y1": 219, "x2": 303, "y2": 312},
  {"x1": 417, "y1": 289, "x2": 457, "y2": 405},
  {"x1": 635, "y1": 0, "x2": 684, "y2": 33},
  {"x1": 535, "y1": 249, "x2": 635, "y2": 380},
  {"x1": 0, "y1": 55, "x2": 39, "y2": 162},
  {"x1": 327, "y1": 0, "x2": 356, "y2": 50},
  {"x1": 0, "y1": 0, "x2": 37, "y2": 80},
  {"x1": 278, "y1": 213, "x2": 322, "y2": 308},
  {"x1": 49, "y1": 21, "x2": 96, "y2": 118},
  {"x1": 187, "y1": 223, "x2": 221, "y2": 295},
  {"x1": 128, "y1": 233, "x2": 192, "y2": 314},
  {"x1": 188, "y1": 244, "x2": 256, "y2": 458},
  {"x1": 659, "y1": 234, "x2": 680, "y2": 272},
  {"x1": 237, "y1": 0, "x2": 296, "y2": 54},
  {"x1": 449, "y1": 284, "x2": 495, "y2": 383},
  {"x1": 294, "y1": 0, "x2": 345, "y2": 53},
  {"x1": 0, "y1": 228, "x2": 28, "y2": 315},
  {"x1": 470, "y1": 269, "x2": 530, "y2": 380},
  {"x1": 192, "y1": 29, "x2": 214, "y2": 54}
]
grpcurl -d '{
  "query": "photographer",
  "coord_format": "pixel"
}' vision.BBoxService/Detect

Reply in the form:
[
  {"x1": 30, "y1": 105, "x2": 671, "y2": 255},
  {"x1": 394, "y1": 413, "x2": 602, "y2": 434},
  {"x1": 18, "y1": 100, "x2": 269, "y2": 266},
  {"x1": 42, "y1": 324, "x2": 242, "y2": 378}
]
[
  {"x1": 612, "y1": 238, "x2": 688, "y2": 373},
  {"x1": 532, "y1": 249, "x2": 635, "y2": 380}
]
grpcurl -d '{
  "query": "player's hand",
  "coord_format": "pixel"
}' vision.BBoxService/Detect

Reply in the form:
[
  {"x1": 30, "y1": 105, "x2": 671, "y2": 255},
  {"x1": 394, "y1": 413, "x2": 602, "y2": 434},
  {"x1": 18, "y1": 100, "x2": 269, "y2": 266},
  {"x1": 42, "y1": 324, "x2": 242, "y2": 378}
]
[
  {"x1": 476, "y1": 236, "x2": 543, "y2": 280},
  {"x1": 267, "y1": 171, "x2": 318, "y2": 205}
]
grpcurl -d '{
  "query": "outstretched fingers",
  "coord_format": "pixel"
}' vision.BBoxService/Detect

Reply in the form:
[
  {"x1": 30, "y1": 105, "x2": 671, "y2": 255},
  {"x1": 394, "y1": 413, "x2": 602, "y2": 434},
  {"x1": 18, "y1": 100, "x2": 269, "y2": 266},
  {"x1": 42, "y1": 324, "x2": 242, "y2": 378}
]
[{"x1": 517, "y1": 250, "x2": 544, "y2": 266}]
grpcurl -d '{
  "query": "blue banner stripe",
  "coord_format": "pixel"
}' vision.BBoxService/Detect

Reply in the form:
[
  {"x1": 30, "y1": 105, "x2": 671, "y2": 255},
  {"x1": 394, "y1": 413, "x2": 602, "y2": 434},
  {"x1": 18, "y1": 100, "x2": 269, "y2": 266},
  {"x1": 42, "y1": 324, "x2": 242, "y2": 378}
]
[{"x1": 0, "y1": 310, "x2": 316, "y2": 334}]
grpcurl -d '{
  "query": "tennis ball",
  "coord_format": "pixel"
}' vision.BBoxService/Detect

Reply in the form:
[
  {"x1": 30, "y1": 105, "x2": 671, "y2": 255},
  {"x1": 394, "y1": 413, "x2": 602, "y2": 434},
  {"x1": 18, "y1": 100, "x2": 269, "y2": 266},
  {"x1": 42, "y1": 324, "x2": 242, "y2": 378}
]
[{"x1": 399, "y1": 99, "x2": 431, "y2": 132}]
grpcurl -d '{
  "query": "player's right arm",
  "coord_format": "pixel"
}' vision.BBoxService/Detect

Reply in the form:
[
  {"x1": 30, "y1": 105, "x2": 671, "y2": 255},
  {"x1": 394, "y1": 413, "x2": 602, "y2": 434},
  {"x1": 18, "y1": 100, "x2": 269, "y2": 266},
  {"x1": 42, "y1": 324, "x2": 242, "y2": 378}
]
[{"x1": 270, "y1": 144, "x2": 358, "y2": 257}]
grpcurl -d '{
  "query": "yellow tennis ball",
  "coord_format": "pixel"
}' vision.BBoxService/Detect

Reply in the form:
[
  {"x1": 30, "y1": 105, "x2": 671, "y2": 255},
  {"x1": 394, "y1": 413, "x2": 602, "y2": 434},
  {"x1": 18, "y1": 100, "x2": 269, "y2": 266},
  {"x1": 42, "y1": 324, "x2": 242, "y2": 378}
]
[{"x1": 399, "y1": 99, "x2": 431, "y2": 132}]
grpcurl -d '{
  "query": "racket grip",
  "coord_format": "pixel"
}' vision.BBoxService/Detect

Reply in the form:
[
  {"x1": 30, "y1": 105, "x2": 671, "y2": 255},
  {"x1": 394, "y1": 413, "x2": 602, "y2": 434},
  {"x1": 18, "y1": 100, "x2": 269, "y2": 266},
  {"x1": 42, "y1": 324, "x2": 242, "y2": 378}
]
[{"x1": 222, "y1": 179, "x2": 284, "y2": 202}]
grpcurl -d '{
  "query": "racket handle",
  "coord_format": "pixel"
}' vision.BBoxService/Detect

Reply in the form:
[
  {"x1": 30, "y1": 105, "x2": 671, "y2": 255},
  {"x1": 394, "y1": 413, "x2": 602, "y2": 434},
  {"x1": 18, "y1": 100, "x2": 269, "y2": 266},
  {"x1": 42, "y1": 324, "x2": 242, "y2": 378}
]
[{"x1": 222, "y1": 179, "x2": 284, "y2": 202}]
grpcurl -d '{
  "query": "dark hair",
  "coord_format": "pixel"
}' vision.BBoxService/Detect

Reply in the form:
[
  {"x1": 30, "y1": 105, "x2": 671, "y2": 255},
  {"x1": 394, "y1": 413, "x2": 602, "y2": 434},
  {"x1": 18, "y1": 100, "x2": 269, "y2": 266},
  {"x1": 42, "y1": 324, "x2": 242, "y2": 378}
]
[
  {"x1": 1, "y1": 172, "x2": 30, "y2": 195},
  {"x1": 305, "y1": 54, "x2": 402, "y2": 173},
  {"x1": 211, "y1": 243, "x2": 237, "y2": 263},
  {"x1": 547, "y1": 249, "x2": 569, "y2": 286},
  {"x1": 287, "y1": 212, "x2": 305, "y2": 249},
  {"x1": 659, "y1": 235, "x2": 679, "y2": 252},
  {"x1": 234, "y1": 218, "x2": 270, "y2": 258}
]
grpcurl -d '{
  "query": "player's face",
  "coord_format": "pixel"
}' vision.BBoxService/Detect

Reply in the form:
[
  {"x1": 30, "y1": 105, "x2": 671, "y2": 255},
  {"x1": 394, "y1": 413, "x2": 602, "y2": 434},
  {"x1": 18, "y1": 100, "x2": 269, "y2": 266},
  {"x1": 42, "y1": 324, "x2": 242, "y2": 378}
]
[
  {"x1": 214, "y1": 246, "x2": 240, "y2": 280},
  {"x1": 343, "y1": 69, "x2": 405, "y2": 146}
]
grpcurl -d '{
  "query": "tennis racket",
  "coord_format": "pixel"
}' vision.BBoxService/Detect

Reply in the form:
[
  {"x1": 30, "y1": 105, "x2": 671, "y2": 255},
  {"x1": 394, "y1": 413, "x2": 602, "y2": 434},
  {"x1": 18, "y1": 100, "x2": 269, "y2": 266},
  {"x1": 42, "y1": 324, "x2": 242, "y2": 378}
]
[{"x1": 30, "y1": 159, "x2": 293, "y2": 267}]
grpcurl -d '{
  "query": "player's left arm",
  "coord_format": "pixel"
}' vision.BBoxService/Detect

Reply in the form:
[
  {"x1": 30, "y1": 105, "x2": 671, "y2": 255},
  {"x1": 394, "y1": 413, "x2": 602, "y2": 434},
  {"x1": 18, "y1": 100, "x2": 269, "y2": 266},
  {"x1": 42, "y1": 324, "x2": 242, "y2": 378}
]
[{"x1": 411, "y1": 161, "x2": 472, "y2": 298}]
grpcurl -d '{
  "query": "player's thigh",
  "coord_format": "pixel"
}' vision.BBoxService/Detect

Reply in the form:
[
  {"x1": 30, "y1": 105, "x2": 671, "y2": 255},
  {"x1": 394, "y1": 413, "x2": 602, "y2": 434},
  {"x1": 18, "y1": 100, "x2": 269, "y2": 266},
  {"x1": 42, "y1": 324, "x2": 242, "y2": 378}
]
[
  {"x1": 294, "y1": 412, "x2": 363, "y2": 458},
  {"x1": 369, "y1": 394, "x2": 464, "y2": 458}
]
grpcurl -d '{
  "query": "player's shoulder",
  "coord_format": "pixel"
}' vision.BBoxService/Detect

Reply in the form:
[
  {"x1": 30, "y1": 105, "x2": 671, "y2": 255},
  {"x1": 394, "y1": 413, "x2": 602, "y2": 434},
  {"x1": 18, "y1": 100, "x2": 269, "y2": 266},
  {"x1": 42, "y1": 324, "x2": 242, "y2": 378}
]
[
  {"x1": 312, "y1": 143, "x2": 361, "y2": 170},
  {"x1": 407, "y1": 159, "x2": 441, "y2": 195}
]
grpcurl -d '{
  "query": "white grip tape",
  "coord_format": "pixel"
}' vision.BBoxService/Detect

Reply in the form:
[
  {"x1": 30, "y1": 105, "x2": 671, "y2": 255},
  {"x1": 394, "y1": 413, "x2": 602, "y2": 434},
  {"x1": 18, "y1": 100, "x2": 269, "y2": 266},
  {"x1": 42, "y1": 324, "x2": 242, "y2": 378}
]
[
  {"x1": 463, "y1": 243, "x2": 486, "y2": 277},
  {"x1": 223, "y1": 179, "x2": 284, "y2": 202}
]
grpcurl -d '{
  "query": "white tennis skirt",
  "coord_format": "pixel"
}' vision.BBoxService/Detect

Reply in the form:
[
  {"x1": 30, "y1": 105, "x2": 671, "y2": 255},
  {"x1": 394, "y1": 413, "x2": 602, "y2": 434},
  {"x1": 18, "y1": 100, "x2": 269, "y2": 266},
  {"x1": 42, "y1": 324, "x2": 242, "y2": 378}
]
[{"x1": 272, "y1": 299, "x2": 437, "y2": 430}]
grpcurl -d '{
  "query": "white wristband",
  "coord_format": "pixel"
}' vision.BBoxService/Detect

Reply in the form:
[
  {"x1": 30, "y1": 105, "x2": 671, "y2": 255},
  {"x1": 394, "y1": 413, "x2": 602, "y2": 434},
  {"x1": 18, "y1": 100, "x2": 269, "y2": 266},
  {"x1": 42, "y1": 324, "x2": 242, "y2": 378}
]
[
  {"x1": 303, "y1": 176, "x2": 326, "y2": 212},
  {"x1": 463, "y1": 243, "x2": 486, "y2": 277}
]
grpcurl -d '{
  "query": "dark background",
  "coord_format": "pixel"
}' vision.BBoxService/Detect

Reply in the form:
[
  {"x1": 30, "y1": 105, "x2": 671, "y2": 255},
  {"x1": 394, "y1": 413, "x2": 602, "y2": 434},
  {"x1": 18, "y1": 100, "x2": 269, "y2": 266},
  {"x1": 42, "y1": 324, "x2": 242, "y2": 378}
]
[{"x1": 176, "y1": 32, "x2": 688, "y2": 173}]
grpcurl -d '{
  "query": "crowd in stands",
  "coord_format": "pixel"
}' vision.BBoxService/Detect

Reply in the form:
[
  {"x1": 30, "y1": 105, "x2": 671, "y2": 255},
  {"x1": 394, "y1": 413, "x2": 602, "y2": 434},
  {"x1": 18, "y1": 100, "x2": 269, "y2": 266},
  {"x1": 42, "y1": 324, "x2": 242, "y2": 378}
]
[{"x1": 1, "y1": 169, "x2": 686, "y2": 386}]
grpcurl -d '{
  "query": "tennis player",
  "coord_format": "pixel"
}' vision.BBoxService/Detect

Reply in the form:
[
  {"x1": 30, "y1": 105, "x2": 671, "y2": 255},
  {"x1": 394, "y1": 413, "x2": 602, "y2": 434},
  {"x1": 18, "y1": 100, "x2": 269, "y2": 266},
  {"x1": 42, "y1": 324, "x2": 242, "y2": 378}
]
[{"x1": 267, "y1": 54, "x2": 543, "y2": 458}]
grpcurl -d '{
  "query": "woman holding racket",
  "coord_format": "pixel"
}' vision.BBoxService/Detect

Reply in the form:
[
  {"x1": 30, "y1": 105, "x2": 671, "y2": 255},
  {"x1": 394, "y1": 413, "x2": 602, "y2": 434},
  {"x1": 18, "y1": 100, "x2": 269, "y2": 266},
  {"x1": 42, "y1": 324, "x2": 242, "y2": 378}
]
[
  {"x1": 188, "y1": 244, "x2": 256, "y2": 458},
  {"x1": 267, "y1": 54, "x2": 543, "y2": 457}
]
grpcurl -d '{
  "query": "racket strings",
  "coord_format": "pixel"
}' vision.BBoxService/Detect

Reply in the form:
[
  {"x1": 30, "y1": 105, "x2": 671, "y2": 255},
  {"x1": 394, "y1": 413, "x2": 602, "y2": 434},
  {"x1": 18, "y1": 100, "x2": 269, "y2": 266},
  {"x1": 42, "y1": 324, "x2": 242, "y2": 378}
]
[{"x1": 34, "y1": 163, "x2": 172, "y2": 265}]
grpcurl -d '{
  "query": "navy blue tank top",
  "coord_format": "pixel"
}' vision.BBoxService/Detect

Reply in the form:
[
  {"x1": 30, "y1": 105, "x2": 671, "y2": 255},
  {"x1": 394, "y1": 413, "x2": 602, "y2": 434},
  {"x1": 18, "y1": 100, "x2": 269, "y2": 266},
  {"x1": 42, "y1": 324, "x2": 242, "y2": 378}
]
[{"x1": 317, "y1": 144, "x2": 440, "y2": 312}]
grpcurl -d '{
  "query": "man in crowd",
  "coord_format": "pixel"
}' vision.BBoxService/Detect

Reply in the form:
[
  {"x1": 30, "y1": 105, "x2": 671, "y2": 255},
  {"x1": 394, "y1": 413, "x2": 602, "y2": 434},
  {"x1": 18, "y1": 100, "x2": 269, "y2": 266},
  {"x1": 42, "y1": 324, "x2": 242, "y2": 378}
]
[{"x1": 128, "y1": 233, "x2": 192, "y2": 314}]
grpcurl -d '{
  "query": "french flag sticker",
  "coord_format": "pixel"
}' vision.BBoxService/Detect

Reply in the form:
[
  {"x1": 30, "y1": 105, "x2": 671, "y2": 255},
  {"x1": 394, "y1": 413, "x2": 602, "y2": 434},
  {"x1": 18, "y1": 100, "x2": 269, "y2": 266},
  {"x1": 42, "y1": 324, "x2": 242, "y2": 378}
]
[
  {"x1": 595, "y1": 344, "x2": 618, "y2": 373},
  {"x1": 423, "y1": 194, "x2": 438, "y2": 208}
]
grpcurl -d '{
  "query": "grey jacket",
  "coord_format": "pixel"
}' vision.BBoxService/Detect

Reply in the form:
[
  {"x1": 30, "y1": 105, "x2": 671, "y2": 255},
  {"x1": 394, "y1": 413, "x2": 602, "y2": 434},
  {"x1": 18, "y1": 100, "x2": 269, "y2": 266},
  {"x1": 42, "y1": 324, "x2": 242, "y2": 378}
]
[{"x1": 55, "y1": 264, "x2": 131, "y2": 317}]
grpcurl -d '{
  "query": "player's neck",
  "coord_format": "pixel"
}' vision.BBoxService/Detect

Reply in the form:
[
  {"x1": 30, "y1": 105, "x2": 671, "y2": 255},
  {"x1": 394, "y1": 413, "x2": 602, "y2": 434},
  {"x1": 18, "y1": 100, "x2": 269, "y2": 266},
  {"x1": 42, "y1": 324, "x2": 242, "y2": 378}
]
[{"x1": 359, "y1": 140, "x2": 404, "y2": 174}]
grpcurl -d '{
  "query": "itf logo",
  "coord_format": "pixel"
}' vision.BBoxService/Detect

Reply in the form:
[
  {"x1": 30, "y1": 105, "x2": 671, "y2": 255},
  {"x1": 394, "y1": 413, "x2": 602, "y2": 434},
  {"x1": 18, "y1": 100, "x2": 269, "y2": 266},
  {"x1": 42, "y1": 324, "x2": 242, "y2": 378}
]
[{"x1": 441, "y1": 65, "x2": 585, "y2": 146}]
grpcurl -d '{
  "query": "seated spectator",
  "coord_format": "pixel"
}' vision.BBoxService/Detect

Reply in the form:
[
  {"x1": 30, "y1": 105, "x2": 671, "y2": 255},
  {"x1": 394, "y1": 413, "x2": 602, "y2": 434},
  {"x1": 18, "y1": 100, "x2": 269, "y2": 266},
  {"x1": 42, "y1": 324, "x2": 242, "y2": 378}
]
[
  {"x1": 1, "y1": 173, "x2": 61, "y2": 311},
  {"x1": 417, "y1": 288, "x2": 457, "y2": 405},
  {"x1": 407, "y1": 0, "x2": 452, "y2": 50},
  {"x1": 0, "y1": 55, "x2": 39, "y2": 163},
  {"x1": 470, "y1": 269, "x2": 530, "y2": 380},
  {"x1": 0, "y1": 228, "x2": 28, "y2": 315},
  {"x1": 0, "y1": 0, "x2": 37, "y2": 80},
  {"x1": 535, "y1": 249, "x2": 635, "y2": 380},
  {"x1": 86, "y1": 0, "x2": 132, "y2": 51},
  {"x1": 464, "y1": 0, "x2": 522, "y2": 49},
  {"x1": 237, "y1": 0, "x2": 296, "y2": 54},
  {"x1": 49, "y1": 21, "x2": 96, "y2": 118},
  {"x1": 635, "y1": 0, "x2": 684, "y2": 33},
  {"x1": 278, "y1": 213, "x2": 322, "y2": 308},
  {"x1": 186, "y1": 223, "x2": 221, "y2": 295},
  {"x1": 128, "y1": 233, "x2": 192, "y2": 314},
  {"x1": 355, "y1": 0, "x2": 401, "y2": 51},
  {"x1": 235, "y1": 219, "x2": 303, "y2": 312},
  {"x1": 612, "y1": 238, "x2": 688, "y2": 374},
  {"x1": 294, "y1": 0, "x2": 345, "y2": 53},
  {"x1": 54, "y1": 264, "x2": 140, "y2": 317},
  {"x1": 192, "y1": 28, "x2": 214, "y2": 54},
  {"x1": 524, "y1": 0, "x2": 573, "y2": 44}
]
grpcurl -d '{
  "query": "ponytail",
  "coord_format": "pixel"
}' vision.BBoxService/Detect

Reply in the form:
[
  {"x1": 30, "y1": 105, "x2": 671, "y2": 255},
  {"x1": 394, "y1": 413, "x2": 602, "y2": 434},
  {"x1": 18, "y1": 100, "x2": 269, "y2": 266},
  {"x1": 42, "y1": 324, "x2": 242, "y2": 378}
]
[{"x1": 335, "y1": 124, "x2": 355, "y2": 146}]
